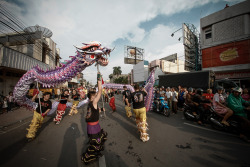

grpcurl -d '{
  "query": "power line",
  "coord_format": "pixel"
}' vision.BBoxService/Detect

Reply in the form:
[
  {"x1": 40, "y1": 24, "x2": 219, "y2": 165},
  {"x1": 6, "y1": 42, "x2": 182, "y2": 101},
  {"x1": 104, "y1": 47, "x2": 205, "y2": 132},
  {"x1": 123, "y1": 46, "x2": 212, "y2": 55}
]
[{"x1": 0, "y1": 2, "x2": 57, "y2": 62}]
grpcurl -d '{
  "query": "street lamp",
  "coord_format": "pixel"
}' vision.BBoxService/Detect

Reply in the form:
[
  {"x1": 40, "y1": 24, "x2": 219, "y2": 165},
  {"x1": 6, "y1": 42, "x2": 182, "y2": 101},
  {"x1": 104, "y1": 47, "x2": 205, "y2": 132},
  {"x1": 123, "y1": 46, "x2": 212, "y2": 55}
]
[{"x1": 170, "y1": 27, "x2": 182, "y2": 37}]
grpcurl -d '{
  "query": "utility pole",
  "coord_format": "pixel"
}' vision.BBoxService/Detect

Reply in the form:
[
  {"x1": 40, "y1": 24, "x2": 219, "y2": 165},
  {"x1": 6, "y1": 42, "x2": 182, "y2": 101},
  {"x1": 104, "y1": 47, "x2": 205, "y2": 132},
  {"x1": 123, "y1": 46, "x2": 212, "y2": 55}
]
[{"x1": 134, "y1": 47, "x2": 137, "y2": 65}]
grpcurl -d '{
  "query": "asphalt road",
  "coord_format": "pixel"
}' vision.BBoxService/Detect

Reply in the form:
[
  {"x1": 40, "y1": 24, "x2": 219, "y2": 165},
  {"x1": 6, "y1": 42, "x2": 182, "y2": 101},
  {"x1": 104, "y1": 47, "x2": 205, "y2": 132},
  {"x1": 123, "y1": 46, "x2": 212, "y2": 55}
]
[{"x1": 0, "y1": 94, "x2": 250, "y2": 167}]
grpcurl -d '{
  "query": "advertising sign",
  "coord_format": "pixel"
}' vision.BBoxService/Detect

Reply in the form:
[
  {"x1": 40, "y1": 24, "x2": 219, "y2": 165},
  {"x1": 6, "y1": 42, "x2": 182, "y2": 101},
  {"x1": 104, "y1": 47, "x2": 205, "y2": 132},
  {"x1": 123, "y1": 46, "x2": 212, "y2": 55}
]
[
  {"x1": 124, "y1": 46, "x2": 144, "y2": 65},
  {"x1": 202, "y1": 39, "x2": 250, "y2": 68}
]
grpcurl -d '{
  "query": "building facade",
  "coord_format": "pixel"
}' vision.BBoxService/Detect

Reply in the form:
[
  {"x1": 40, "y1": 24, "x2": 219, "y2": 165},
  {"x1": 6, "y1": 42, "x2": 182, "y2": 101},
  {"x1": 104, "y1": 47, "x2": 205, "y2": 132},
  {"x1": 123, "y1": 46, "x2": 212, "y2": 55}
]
[
  {"x1": 200, "y1": 0, "x2": 250, "y2": 88},
  {"x1": 0, "y1": 27, "x2": 61, "y2": 96}
]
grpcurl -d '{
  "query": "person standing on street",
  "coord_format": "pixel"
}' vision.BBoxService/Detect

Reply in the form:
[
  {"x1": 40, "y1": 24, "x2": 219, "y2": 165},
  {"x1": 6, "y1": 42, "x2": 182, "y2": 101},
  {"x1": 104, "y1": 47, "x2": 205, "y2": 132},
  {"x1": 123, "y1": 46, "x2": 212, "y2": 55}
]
[
  {"x1": 165, "y1": 87, "x2": 172, "y2": 112},
  {"x1": 2, "y1": 97, "x2": 8, "y2": 114},
  {"x1": 26, "y1": 92, "x2": 52, "y2": 141},
  {"x1": 172, "y1": 88, "x2": 178, "y2": 114},
  {"x1": 122, "y1": 86, "x2": 132, "y2": 118},
  {"x1": 131, "y1": 84, "x2": 149, "y2": 142},
  {"x1": 6, "y1": 92, "x2": 14, "y2": 112}
]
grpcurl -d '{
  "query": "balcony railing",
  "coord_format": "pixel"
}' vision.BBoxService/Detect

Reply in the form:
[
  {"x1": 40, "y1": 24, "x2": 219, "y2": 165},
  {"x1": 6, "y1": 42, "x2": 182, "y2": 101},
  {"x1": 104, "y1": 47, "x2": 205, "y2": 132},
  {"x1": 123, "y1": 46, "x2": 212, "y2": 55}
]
[{"x1": 1, "y1": 46, "x2": 49, "y2": 71}]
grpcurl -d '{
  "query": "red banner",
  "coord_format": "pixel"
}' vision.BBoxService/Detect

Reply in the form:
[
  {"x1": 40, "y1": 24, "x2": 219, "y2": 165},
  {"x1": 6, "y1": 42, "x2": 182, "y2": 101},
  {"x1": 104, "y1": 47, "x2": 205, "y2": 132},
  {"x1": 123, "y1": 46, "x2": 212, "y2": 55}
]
[{"x1": 202, "y1": 39, "x2": 250, "y2": 68}]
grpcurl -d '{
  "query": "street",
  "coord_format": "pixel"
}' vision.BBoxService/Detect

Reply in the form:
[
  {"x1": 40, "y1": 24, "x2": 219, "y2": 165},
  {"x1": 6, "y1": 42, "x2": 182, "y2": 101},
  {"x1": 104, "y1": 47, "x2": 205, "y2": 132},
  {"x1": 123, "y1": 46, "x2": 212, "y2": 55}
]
[{"x1": 0, "y1": 94, "x2": 250, "y2": 167}]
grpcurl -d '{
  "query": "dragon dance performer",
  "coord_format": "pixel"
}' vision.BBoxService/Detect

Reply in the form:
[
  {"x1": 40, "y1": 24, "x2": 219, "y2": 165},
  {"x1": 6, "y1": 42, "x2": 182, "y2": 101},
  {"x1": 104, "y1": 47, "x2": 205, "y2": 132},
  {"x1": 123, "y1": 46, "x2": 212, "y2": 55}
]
[
  {"x1": 131, "y1": 84, "x2": 149, "y2": 142},
  {"x1": 26, "y1": 92, "x2": 52, "y2": 141},
  {"x1": 122, "y1": 86, "x2": 132, "y2": 117},
  {"x1": 53, "y1": 90, "x2": 70, "y2": 124},
  {"x1": 81, "y1": 72, "x2": 108, "y2": 165},
  {"x1": 109, "y1": 92, "x2": 116, "y2": 113},
  {"x1": 68, "y1": 89, "x2": 80, "y2": 116}
]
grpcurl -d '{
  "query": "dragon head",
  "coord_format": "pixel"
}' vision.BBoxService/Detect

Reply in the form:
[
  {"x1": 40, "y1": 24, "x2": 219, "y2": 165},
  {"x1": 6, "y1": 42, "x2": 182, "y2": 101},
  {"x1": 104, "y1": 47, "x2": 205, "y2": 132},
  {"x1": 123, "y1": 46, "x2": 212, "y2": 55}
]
[{"x1": 75, "y1": 41, "x2": 113, "y2": 66}]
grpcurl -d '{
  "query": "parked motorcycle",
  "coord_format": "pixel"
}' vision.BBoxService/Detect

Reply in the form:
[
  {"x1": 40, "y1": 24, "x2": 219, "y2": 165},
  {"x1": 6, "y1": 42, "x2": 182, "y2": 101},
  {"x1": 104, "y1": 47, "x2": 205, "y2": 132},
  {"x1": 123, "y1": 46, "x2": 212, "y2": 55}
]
[{"x1": 152, "y1": 97, "x2": 170, "y2": 117}]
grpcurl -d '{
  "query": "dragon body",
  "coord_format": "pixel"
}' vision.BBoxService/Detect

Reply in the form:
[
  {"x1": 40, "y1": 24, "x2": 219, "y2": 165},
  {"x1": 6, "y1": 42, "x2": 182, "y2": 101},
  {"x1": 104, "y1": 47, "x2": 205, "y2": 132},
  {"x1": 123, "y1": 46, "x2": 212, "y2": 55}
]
[{"x1": 13, "y1": 41, "x2": 112, "y2": 110}]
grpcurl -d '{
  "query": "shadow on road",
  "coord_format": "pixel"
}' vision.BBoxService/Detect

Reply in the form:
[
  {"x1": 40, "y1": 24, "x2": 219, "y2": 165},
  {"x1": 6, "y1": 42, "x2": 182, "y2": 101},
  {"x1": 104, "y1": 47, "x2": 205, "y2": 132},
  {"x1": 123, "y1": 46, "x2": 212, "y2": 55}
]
[
  {"x1": 57, "y1": 123, "x2": 80, "y2": 167},
  {"x1": 0, "y1": 115, "x2": 55, "y2": 165},
  {"x1": 104, "y1": 150, "x2": 129, "y2": 167},
  {"x1": 107, "y1": 109, "x2": 139, "y2": 140},
  {"x1": 0, "y1": 137, "x2": 27, "y2": 165}
]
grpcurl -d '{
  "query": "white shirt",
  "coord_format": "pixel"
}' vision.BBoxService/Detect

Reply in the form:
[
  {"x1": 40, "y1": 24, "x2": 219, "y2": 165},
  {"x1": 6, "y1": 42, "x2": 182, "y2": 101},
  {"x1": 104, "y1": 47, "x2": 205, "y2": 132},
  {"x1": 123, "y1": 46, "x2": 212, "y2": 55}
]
[
  {"x1": 165, "y1": 91, "x2": 172, "y2": 99},
  {"x1": 213, "y1": 93, "x2": 224, "y2": 103},
  {"x1": 38, "y1": 91, "x2": 43, "y2": 98},
  {"x1": 7, "y1": 95, "x2": 13, "y2": 102},
  {"x1": 172, "y1": 91, "x2": 178, "y2": 102},
  {"x1": 2, "y1": 101, "x2": 7, "y2": 108}
]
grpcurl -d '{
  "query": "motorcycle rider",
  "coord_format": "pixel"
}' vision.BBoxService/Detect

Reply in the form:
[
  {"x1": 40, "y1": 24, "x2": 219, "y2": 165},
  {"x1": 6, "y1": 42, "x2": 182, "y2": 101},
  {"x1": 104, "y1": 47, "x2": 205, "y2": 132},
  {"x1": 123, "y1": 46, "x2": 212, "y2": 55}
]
[
  {"x1": 185, "y1": 87, "x2": 196, "y2": 113},
  {"x1": 193, "y1": 88, "x2": 211, "y2": 125},
  {"x1": 213, "y1": 86, "x2": 233, "y2": 126},
  {"x1": 227, "y1": 87, "x2": 250, "y2": 142}
]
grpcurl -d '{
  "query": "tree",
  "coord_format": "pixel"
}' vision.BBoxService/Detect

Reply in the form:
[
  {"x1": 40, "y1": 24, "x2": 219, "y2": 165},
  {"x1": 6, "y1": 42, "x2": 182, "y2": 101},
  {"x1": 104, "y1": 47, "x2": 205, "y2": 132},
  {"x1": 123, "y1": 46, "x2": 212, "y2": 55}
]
[
  {"x1": 113, "y1": 66, "x2": 122, "y2": 76},
  {"x1": 114, "y1": 76, "x2": 128, "y2": 84},
  {"x1": 109, "y1": 74, "x2": 113, "y2": 79}
]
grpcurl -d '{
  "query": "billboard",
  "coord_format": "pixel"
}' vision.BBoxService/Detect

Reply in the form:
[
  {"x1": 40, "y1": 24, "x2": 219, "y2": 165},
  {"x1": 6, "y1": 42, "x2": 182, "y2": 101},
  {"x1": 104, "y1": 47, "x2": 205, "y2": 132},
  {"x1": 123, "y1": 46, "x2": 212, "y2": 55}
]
[
  {"x1": 182, "y1": 23, "x2": 200, "y2": 71},
  {"x1": 202, "y1": 39, "x2": 250, "y2": 68},
  {"x1": 124, "y1": 46, "x2": 144, "y2": 65}
]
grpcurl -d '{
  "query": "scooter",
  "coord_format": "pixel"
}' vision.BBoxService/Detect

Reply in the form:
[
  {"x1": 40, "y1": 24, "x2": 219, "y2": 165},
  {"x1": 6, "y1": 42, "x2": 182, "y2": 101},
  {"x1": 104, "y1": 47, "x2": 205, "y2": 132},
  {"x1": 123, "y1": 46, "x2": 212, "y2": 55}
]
[{"x1": 152, "y1": 97, "x2": 170, "y2": 117}]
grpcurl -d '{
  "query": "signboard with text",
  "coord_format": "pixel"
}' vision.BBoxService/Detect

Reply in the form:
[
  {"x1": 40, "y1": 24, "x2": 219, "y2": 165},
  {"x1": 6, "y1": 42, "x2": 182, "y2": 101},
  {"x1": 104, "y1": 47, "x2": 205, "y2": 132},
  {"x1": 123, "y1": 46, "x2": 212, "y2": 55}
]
[{"x1": 202, "y1": 39, "x2": 250, "y2": 68}]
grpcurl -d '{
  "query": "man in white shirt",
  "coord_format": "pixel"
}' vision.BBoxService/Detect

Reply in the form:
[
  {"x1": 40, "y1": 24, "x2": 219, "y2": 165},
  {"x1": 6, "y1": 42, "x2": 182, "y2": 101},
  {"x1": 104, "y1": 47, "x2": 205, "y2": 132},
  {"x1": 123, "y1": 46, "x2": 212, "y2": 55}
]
[
  {"x1": 172, "y1": 88, "x2": 178, "y2": 114},
  {"x1": 165, "y1": 87, "x2": 172, "y2": 112}
]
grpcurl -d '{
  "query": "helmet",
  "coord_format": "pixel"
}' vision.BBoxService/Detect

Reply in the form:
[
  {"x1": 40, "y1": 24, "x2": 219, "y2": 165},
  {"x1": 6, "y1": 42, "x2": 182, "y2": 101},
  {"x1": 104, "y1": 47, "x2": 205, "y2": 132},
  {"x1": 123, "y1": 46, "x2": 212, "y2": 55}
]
[
  {"x1": 216, "y1": 86, "x2": 223, "y2": 91},
  {"x1": 232, "y1": 87, "x2": 242, "y2": 93},
  {"x1": 159, "y1": 97, "x2": 164, "y2": 100},
  {"x1": 188, "y1": 87, "x2": 193, "y2": 93},
  {"x1": 196, "y1": 88, "x2": 203, "y2": 96}
]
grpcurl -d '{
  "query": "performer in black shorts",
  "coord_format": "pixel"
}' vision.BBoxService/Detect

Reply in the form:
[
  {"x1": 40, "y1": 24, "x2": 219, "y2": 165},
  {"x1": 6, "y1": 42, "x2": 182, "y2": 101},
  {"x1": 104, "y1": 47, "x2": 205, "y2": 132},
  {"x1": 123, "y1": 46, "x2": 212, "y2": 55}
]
[{"x1": 81, "y1": 72, "x2": 107, "y2": 165}]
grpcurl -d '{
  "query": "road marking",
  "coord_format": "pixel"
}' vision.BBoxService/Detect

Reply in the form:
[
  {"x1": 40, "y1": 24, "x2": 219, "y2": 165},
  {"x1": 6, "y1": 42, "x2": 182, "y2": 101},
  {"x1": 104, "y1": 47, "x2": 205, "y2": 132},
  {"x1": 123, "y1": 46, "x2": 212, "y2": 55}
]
[
  {"x1": 183, "y1": 122, "x2": 237, "y2": 137},
  {"x1": 0, "y1": 121, "x2": 30, "y2": 135}
]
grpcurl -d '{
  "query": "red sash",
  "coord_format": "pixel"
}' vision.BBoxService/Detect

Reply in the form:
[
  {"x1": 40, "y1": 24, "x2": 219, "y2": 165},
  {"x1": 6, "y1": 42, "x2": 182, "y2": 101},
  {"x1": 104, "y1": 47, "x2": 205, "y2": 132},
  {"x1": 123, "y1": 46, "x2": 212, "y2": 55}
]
[{"x1": 87, "y1": 121, "x2": 99, "y2": 125}]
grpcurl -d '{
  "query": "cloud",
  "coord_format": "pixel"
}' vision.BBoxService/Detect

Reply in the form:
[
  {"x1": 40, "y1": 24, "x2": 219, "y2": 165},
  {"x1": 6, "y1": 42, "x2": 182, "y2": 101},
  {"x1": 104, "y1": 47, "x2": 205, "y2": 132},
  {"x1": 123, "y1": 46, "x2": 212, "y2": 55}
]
[{"x1": 2, "y1": 0, "x2": 226, "y2": 84}]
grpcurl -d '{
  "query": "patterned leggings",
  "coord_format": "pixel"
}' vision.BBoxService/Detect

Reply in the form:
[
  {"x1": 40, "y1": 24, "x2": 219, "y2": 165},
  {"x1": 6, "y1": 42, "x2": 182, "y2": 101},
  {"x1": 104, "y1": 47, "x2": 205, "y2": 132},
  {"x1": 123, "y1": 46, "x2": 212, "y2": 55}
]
[
  {"x1": 26, "y1": 111, "x2": 44, "y2": 139},
  {"x1": 133, "y1": 107, "x2": 149, "y2": 142},
  {"x1": 53, "y1": 103, "x2": 67, "y2": 123}
]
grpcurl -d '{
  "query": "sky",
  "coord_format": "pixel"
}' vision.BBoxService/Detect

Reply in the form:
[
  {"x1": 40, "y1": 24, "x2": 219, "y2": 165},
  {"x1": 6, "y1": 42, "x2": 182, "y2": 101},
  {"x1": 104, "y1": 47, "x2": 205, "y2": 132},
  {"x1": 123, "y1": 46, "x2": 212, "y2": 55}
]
[{"x1": 2, "y1": 0, "x2": 245, "y2": 84}]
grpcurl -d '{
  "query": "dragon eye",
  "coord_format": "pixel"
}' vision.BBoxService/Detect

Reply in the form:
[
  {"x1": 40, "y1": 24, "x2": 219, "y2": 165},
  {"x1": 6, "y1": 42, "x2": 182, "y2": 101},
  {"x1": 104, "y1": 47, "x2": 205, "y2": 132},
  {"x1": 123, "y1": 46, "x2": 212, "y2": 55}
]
[{"x1": 90, "y1": 55, "x2": 95, "y2": 59}]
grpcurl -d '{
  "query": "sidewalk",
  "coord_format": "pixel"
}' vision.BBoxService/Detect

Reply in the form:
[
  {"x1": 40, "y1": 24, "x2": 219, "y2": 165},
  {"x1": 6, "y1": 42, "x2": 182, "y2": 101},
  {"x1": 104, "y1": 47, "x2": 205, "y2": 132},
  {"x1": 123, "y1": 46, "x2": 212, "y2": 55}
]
[{"x1": 0, "y1": 107, "x2": 33, "y2": 128}]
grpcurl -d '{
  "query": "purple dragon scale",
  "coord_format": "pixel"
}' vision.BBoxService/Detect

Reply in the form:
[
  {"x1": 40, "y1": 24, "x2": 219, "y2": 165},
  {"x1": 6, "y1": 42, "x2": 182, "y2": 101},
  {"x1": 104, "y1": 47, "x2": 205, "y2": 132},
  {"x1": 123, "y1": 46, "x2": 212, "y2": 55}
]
[{"x1": 13, "y1": 41, "x2": 112, "y2": 110}]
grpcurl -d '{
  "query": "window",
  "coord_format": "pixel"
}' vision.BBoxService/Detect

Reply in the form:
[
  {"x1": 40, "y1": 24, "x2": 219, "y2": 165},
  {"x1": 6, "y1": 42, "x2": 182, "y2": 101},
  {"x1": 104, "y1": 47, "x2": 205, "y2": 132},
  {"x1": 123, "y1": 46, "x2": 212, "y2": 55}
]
[{"x1": 205, "y1": 29, "x2": 212, "y2": 39}]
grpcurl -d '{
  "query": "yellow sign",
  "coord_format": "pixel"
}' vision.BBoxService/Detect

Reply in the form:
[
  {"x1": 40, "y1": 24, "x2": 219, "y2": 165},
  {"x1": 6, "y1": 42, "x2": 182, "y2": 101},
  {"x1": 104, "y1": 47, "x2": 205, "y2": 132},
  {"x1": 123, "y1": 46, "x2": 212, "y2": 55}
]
[{"x1": 220, "y1": 48, "x2": 238, "y2": 62}]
